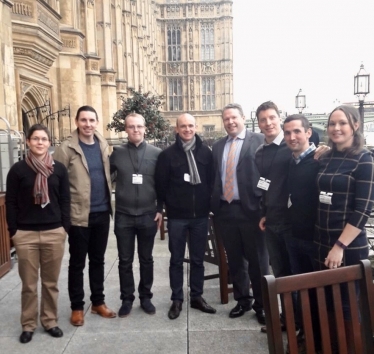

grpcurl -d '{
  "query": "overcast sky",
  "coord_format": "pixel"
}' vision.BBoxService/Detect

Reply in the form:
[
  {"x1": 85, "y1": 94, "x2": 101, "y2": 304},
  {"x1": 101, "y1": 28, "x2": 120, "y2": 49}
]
[{"x1": 233, "y1": 0, "x2": 374, "y2": 116}]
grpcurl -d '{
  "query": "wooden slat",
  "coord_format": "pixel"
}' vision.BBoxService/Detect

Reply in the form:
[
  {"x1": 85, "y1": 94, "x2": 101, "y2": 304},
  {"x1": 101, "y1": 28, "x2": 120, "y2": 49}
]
[
  {"x1": 262, "y1": 261, "x2": 374, "y2": 354},
  {"x1": 0, "y1": 193, "x2": 11, "y2": 278}
]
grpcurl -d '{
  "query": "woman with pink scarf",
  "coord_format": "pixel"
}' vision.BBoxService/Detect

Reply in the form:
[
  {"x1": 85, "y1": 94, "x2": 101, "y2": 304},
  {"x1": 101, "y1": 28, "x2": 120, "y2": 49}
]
[{"x1": 6, "y1": 124, "x2": 70, "y2": 344}]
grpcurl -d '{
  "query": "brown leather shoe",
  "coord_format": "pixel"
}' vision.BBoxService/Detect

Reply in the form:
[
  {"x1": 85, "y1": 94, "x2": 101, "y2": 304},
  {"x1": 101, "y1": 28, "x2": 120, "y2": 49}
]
[
  {"x1": 70, "y1": 310, "x2": 84, "y2": 326},
  {"x1": 91, "y1": 304, "x2": 116, "y2": 318}
]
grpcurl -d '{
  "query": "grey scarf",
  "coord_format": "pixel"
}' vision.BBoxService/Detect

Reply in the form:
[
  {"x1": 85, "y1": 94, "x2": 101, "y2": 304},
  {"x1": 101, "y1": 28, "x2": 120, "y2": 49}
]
[{"x1": 182, "y1": 136, "x2": 201, "y2": 185}]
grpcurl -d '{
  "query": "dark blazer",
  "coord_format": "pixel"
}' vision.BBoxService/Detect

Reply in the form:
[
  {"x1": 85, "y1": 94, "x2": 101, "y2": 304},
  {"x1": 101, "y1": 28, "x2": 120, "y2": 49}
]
[{"x1": 211, "y1": 130, "x2": 264, "y2": 216}]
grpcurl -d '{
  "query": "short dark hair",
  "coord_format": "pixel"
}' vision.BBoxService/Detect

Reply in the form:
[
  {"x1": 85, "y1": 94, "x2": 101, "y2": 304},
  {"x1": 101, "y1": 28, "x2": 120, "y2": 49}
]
[
  {"x1": 283, "y1": 114, "x2": 310, "y2": 131},
  {"x1": 256, "y1": 101, "x2": 280, "y2": 120},
  {"x1": 222, "y1": 103, "x2": 244, "y2": 118},
  {"x1": 327, "y1": 105, "x2": 364, "y2": 155},
  {"x1": 75, "y1": 105, "x2": 99, "y2": 121},
  {"x1": 26, "y1": 124, "x2": 51, "y2": 141}
]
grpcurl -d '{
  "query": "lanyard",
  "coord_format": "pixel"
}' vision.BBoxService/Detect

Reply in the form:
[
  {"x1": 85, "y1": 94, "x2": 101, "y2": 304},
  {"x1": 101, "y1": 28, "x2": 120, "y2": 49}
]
[{"x1": 128, "y1": 144, "x2": 147, "y2": 174}]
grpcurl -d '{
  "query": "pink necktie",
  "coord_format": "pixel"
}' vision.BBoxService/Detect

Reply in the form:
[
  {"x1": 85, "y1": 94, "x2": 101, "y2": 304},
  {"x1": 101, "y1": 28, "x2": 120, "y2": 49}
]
[{"x1": 224, "y1": 138, "x2": 237, "y2": 203}]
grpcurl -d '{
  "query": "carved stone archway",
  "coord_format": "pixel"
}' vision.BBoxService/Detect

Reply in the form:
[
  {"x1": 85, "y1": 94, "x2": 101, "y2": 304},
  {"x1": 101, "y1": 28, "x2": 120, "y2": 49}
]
[{"x1": 20, "y1": 84, "x2": 51, "y2": 136}]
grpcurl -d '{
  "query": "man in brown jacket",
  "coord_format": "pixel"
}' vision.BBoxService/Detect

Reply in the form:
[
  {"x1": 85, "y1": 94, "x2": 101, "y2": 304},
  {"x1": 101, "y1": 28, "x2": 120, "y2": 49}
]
[{"x1": 54, "y1": 105, "x2": 116, "y2": 326}]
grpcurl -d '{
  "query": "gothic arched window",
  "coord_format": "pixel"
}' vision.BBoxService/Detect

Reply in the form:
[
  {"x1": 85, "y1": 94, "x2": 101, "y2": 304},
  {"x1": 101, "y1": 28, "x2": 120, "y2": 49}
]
[
  {"x1": 202, "y1": 77, "x2": 215, "y2": 111},
  {"x1": 167, "y1": 25, "x2": 181, "y2": 61},
  {"x1": 169, "y1": 78, "x2": 183, "y2": 111},
  {"x1": 201, "y1": 23, "x2": 214, "y2": 61}
]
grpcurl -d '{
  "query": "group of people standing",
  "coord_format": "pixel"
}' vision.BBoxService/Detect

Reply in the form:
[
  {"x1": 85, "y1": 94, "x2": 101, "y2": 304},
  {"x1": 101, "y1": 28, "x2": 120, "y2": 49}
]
[{"x1": 6, "y1": 101, "x2": 374, "y2": 351}]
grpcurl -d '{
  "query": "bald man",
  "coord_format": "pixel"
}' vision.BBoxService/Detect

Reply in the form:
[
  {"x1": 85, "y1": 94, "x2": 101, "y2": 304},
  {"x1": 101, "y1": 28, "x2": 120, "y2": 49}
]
[{"x1": 155, "y1": 113, "x2": 216, "y2": 320}]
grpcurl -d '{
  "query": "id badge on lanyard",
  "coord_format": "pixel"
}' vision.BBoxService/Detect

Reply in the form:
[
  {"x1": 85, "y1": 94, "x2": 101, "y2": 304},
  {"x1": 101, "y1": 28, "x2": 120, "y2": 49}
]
[{"x1": 257, "y1": 177, "x2": 271, "y2": 191}]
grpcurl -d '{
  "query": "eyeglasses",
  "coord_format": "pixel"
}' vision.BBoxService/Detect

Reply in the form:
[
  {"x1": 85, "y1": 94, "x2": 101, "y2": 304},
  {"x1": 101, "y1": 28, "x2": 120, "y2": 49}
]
[
  {"x1": 127, "y1": 125, "x2": 145, "y2": 130},
  {"x1": 30, "y1": 137, "x2": 49, "y2": 142}
]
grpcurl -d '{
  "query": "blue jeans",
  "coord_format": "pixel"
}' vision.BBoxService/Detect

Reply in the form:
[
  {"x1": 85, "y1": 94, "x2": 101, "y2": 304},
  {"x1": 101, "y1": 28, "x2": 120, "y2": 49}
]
[
  {"x1": 168, "y1": 217, "x2": 208, "y2": 301},
  {"x1": 114, "y1": 211, "x2": 158, "y2": 302}
]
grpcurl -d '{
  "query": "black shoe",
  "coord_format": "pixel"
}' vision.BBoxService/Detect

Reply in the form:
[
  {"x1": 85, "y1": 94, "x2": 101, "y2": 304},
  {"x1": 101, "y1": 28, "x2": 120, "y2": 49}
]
[
  {"x1": 255, "y1": 310, "x2": 266, "y2": 325},
  {"x1": 168, "y1": 301, "x2": 182, "y2": 320},
  {"x1": 190, "y1": 297, "x2": 216, "y2": 314},
  {"x1": 46, "y1": 327, "x2": 63, "y2": 338},
  {"x1": 229, "y1": 303, "x2": 251, "y2": 318},
  {"x1": 141, "y1": 299, "x2": 156, "y2": 315},
  {"x1": 19, "y1": 331, "x2": 33, "y2": 344},
  {"x1": 118, "y1": 301, "x2": 133, "y2": 318}
]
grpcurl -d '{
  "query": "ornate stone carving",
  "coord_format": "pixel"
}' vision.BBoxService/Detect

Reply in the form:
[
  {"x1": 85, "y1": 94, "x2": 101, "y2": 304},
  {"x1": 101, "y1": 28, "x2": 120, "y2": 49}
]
[
  {"x1": 87, "y1": 0, "x2": 94, "y2": 8},
  {"x1": 13, "y1": 47, "x2": 53, "y2": 66},
  {"x1": 21, "y1": 82, "x2": 31, "y2": 96},
  {"x1": 37, "y1": 6, "x2": 59, "y2": 35},
  {"x1": 12, "y1": 2, "x2": 33, "y2": 17},
  {"x1": 167, "y1": 5, "x2": 180, "y2": 17},
  {"x1": 91, "y1": 62, "x2": 99, "y2": 71},
  {"x1": 189, "y1": 62, "x2": 194, "y2": 74},
  {"x1": 190, "y1": 78, "x2": 194, "y2": 94},
  {"x1": 62, "y1": 38, "x2": 76, "y2": 48},
  {"x1": 168, "y1": 63, "x2": 181, "y2": 75},
  {"x1": 202, "y1": 62, "x2": 215, "y2": 74},
  {"x1": 189, "y1": 45, "x2": 193, "y2": 60},
  {"x1": 38, "y1": 87, "x2": 49, "y2": 101}
]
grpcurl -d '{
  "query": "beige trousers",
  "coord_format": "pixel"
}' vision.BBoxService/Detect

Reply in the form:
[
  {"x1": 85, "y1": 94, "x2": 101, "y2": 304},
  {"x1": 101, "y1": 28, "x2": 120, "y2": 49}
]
[{"x1": 12, "y1": 227, "x2": 66, "y2": 331}]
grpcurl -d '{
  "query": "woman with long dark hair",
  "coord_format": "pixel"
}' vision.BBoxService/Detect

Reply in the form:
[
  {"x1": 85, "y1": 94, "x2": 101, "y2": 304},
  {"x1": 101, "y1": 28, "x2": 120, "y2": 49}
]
[
  {"x1": 315, "y1": 105, "x2": 374, "y2": 349},
  {"x1": 6, "y1": 124, "x2": 70, "y2": 344}
]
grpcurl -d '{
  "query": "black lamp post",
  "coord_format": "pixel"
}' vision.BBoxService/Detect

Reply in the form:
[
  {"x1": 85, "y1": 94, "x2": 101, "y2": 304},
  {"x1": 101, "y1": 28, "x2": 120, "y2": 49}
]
[
  {"x1": 250, "y1": 111, "x2": 256, "y2": 132},
  {"x1": 295, "y1": 89, "x2": 306, "y2": 114},
  {"x1": 354, "y1": 63, "x2": 370, "y2": 133}
]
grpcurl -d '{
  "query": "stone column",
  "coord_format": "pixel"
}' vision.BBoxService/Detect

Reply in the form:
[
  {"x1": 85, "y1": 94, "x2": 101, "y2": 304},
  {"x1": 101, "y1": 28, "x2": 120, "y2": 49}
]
[
  {"x1": 113, "y1": 0, "x2": 126, "y2": 104},
  {"x1": 0, "y1": 0, "x2": 17, "y2": 130},
  {"x1": 96, "y1": 0, "x2": 116, "y2": 138},
  {"x1": 57, "y1": 0, "x2": 88, "y2": 135},
  {"x1": 83, "y1": 0, "x2": 102, "y2": 130}
]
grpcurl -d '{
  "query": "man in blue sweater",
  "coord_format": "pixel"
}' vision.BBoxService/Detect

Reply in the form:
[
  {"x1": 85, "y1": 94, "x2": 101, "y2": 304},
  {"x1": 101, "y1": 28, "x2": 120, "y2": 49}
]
[{"x1": 54, "y1": 106, "x2": 116, "y2": 326}]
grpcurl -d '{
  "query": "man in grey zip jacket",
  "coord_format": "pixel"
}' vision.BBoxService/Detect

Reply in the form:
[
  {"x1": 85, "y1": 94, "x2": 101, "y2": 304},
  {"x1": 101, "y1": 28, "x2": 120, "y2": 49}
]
[{"x1": 110, "y1": 113, "x2": 162, "y2": 317}]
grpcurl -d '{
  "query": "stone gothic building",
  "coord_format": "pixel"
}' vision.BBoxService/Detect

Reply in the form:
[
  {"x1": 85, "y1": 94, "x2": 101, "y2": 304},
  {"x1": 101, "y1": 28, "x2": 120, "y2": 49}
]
[{"x1": 0, "y1": 0, "x2": 233, "y2": 141}]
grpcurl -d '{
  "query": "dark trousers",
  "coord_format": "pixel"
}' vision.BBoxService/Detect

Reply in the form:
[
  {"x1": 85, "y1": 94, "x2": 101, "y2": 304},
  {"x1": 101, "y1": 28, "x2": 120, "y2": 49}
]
[
  {"x1": 285, "y1": 236, "x2": 315, "y2": 275},
  {"x1": 114, "y1": 211, "x2": 157, "y2": 303},
  {"x1": 68, "y1": 211, "x2": 110, "y2": 310},
  {"x1": 285, "y1": 236, "x2": 318, "y2": 333},
  {"x1": 168, "y1": 217, "x2": 208, "y2": 302},
  {"x1": 215, "y1": 203, "x2": 269, "y2": 312},
  {"x1": 265, "y1": 222, "x2": 295, "y2": 323}
]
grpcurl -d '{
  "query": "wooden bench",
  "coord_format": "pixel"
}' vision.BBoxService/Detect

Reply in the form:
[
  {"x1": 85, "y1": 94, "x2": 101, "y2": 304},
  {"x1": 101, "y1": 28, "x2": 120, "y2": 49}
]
[{"x1": 262, "y1": 260, "x2": 374, "y2": 354}]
